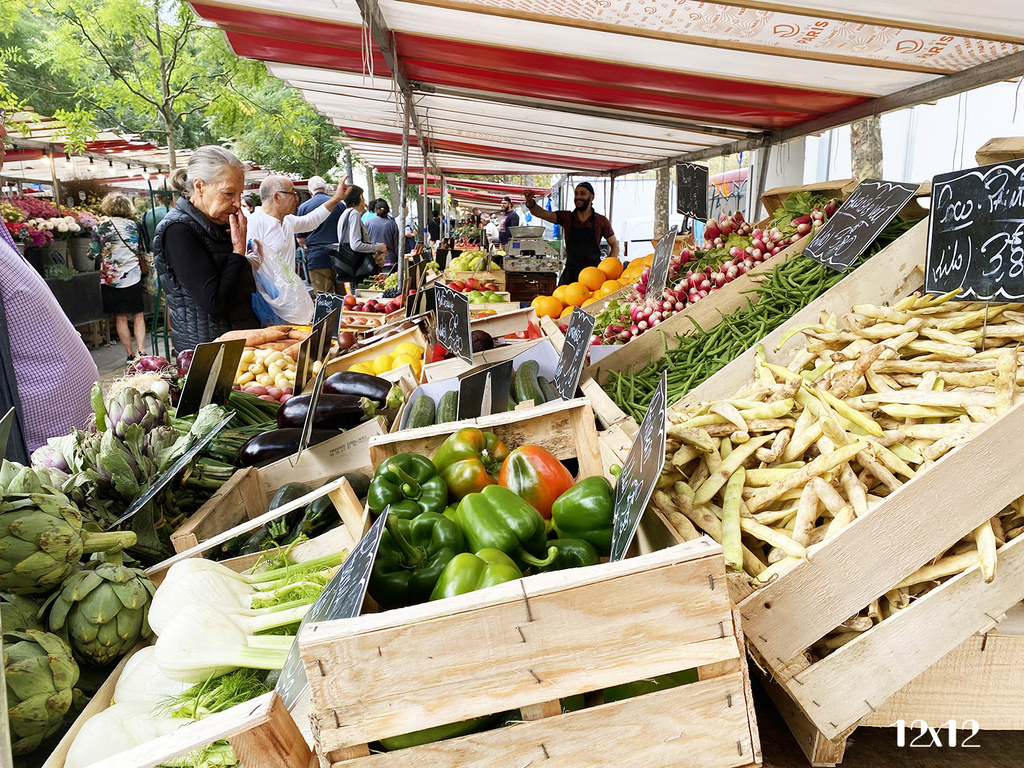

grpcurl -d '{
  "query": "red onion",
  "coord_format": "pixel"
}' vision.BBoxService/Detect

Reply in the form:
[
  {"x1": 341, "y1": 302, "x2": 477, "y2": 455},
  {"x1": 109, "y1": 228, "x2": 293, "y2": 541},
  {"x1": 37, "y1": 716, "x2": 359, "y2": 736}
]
[{"x1": 792, "y1": 215, "x2": 811, "y2": 226}]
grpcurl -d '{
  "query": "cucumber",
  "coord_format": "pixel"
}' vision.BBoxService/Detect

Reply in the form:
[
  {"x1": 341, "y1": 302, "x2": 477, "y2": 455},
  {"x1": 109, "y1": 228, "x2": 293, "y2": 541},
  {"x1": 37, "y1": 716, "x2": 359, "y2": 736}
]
[
  {"x1": 406, "y1": 394, "x2": 436, "y2": 429},
  {"x1": 318, "y1": 472, "x2": 370, "y2": 500},
  {"x1": 513, "y1": 360, "x2": 544, "y2": 404},
  {"x1": 267, "y1": 482, "x2": 312, "y2": 542},
  {"x1": 436, "y1": 390, "x2": 458, "y2": 424},
  {"x1": 538, "y1": 376, "x2": 559, "y2": 403}
]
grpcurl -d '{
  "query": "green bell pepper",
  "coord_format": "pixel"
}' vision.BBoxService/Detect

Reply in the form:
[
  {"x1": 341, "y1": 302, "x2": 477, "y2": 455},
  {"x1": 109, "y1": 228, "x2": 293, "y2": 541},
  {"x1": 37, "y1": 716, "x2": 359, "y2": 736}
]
[
  {"x1": 551, "y1": 476, "x2": 614, "y2": 554},
  {"x1": 534, "y1": 538, "x2": 599, "y2": 573},
  {"x1": 369, "y1": 511, "x2": 465, "y2": 608},
  {"x1": 429, "y1": 549, "x2": 522, "y2": 600},
  {"x1": 368, "y1": 454, "x2": 449, "y2": 519},
  {"x1": 451, "y1": 485, "x2": 557, "y2": 569},
  {"x1": 432, "y1": 428, "x2": 510, "y2": 501}
]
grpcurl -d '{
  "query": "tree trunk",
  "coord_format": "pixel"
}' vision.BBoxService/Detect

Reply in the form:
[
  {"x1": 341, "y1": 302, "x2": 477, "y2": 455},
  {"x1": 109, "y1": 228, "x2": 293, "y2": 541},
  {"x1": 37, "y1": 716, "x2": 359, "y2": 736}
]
[
  {"x1": 850, "y1": 117, "x2": 883, "y2": 181},
  {"x1": 653, "y1": 166, "x2": 670, "y2": 239},
  {"x1": 365, "y1": 165, "x2": 376, "y2": 204},
  {"x1": 386, "y1": 173, "x2": 400, "y2": 209},
  {"x1": 164, "y1": 111, "x2": 176, "y2": 172}
]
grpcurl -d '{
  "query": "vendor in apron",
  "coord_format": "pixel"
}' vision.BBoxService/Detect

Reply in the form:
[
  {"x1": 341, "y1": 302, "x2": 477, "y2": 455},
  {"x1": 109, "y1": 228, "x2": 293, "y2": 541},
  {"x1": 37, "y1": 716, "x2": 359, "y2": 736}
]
[{"x1": 524, "y1": 182, "x2": 619, "y2": 286}]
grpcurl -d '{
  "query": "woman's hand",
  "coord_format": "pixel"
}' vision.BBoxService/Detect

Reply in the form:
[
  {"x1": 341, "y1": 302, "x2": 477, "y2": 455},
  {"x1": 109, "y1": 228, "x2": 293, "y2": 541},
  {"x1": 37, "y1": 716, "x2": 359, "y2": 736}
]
[
  {"x1": 229, "y1": 211, "x2": 247, "y2": 254},
  {"x1": 245, "y1": 240, "x2": 264, "y2": 271}
]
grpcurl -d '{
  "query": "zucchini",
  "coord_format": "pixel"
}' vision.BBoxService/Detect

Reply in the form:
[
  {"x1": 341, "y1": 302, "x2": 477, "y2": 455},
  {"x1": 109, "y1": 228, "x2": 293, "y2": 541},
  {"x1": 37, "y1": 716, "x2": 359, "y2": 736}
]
[
  {"x1": 406, "y1": 394, "x2": 436, "y2": 428},
  {"x1": 513, "y1": 360, "x2": 544, "y2": 404},
  {"x1": 435, "y1": 390, "x2": 458, "y2": 424},
  {"x1": 538, "y1": 376, "x2": 559, "y2": 403},
  {"x1": 239, "y1": 526, "x2": 273, "y2": 555},
  {"x1": 267, "y1": 482, "x2": 311, "y2": 542},
  {"x1": 301, "y1": 494, "x2": 342, "y2": 539}
]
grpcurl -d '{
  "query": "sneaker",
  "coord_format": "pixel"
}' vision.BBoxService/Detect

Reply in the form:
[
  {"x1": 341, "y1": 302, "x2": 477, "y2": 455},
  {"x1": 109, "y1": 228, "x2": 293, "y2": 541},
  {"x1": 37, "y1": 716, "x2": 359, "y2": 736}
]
[{"x1": 126, "y1": 354, "x2": 138, "y2": 365}]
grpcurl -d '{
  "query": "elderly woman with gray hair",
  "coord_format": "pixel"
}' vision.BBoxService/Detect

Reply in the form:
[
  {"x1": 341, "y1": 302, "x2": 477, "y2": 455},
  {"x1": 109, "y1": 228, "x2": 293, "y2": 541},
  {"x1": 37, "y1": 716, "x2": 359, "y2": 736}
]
[
  {"x1": 153, "y1": 145, "x2": 260, "y2": 351},
  {"x1": 92, "y1": 192, "x2": 147, "y2": 363}
]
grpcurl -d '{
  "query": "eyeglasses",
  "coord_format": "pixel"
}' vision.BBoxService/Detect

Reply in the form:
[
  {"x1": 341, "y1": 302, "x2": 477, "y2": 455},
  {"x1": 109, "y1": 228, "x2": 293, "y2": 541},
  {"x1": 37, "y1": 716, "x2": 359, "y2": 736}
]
[{"x1": 278, "y1": 190, "x2": 298, "y2": 197}]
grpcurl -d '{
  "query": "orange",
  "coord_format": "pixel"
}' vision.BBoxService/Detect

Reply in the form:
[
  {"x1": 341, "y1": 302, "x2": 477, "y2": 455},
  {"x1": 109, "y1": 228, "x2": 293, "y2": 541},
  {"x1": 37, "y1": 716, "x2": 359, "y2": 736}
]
[
  {"x1": 563, "y1": 281, "x2": 591, "y2": 307},
  {"x1": 600, "y1": 279, "x2": 623, "y2": 293},
  {"x1": 579, "y1": 267, "x2": 606, "y2": 292},
  {"x1": 530, "y1": 295, "x2": 545, "y2": 311},
  {"x1": 581, "y1": 296, "x2": 599, "y2": 307},
  {"x1": 591, "y1": 287, "x2": 610, "y2": 300},
  {"x1": 535, "y1": 296, "x2": 564, "y2": 319},
  {"x1": 559, "y1": 305, "x2": 575, "y2": 319},
  {"x1": 552, "y1": 284, "x2": 570, "y2": 304},
  {"x1": 598, "y1": 257, "x2": 623, "y2": 280}
]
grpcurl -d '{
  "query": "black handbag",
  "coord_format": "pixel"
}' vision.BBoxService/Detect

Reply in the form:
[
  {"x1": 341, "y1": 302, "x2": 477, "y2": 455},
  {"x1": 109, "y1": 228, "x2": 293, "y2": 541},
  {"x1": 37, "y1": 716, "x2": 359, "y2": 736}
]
[{"x1": 331, "y1": 211, "x2": 379, "y2": 281}]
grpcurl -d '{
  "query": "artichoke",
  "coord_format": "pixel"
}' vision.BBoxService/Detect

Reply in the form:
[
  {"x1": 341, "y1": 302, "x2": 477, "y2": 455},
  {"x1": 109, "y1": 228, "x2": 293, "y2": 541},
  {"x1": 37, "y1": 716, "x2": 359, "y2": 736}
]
[
  {"x1": 46, "y1": 554, "x2": 157, "y2": 667},
  {"x1": 3, "y1": 627, "x2": 80, "y2": 755},
  {"x1": 31, "y1": 442, "x2": 71, "y2": 474},
  {"x1": 143, "y1": 425, "x2": 181, "y2": 463},
  {"x1": 105, "y1": 389, "x2": 168, "y2": 439},
  {"x1": 0, "y1": 490, "x2": 137, "y2": 595},
  {"x1": 73, "y1": 432, "x2": 113, "y2": 488},
  {"x1": 1, "y1": 592, "x2": 45, "y2": 632}
]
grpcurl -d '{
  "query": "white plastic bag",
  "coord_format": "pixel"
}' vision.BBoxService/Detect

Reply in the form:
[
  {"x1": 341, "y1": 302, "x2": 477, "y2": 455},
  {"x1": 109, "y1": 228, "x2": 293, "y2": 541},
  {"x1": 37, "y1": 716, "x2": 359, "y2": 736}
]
[{"x1": 249, "y1": 239, "x2": 314, "y2": 324}]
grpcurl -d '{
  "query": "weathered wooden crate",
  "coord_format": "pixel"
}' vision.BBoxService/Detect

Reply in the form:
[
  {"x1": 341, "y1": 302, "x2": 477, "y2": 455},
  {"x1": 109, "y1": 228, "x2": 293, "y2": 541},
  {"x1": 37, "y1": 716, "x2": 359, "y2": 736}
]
[
  {"x1": 470, "y1": 305, "x2": 538, "y2": 339},
  {"x1": 444, "y1": 268, "x2": 506, "y2": 291},
  {"x1": 759, "y1": 179, "x2": 858, "y2": 218},
  {"x1": 324, "y1": 326, "x2": 430, "y2": 382},
  {"x1": 422, "y1": 338, "x2": 544, "y2": 382},
  {"x1": 170, "y1": 418, "x2": 385, "y2": 553},
  {"x1": 666, "y1": 215, "x2": 1024, "y2": 749},
  {"x1": 975, "y1": 136, "x2": 1024, "y2": 166},
  {"x1": 298, "y1": 539, "x2": 761, "y2": 768}
]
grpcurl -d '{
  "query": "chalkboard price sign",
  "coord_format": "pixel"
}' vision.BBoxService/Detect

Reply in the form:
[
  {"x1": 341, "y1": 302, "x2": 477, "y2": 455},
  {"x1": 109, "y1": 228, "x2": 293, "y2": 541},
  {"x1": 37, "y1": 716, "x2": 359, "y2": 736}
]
[
  {"x1": 176, "y1": 339, "x2": 246, "y2": 417},
  {"x1": 804, "y1": 179, "x2": 918, "y2": 271},
  {"x1": 926, "y1": 158, "x2": 1024, "y2": 301},
  {"x1": 434, "y1": 284, "x2": 472, "y2": 364},
  {"x1": 646, "y1": 226, "x2": 678, "y2": 304},
  {"x1": 676, "y1": 162, "x2": 709, "y2": 220},
  {"x1": 313, "y1": 292, "x2": 347, "y2": 338},
  {"x1": 553, "y1": 308, "x2": 596, "y2": 400},
  {"x1": 609, "y1": 371, "x2": 668, "y2": 561},
  {"x1": 457, "y1": 359, "x2": 513, "y2": 420},
  {"x1": 275, "y1": 510, "x2": 387, "y2": 709}
]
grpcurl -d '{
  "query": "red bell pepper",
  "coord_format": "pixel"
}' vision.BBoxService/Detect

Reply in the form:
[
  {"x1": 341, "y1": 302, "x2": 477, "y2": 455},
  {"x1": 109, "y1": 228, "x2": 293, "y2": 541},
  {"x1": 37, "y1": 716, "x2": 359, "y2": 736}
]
[{"x1": 498, "y1": 445, "x2": 574, "y2": 519}]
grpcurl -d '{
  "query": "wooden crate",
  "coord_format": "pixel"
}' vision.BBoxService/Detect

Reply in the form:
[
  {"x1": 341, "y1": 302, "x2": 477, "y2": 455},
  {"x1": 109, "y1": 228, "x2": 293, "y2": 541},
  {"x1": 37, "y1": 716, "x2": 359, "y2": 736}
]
[
  {"x1": 975, "y1": 136, "x2": 1024, "y2": 166},
  {"x1": 444, "y1": 269, "x2": 506, "y2": 290},
  {"x1": 666, "y1": 216, "x2": 1024, "y2": 744},
  {"x1": 170, "y1": 418, "x2": 385, "y2": 553},
  {"x1": 324, "y1": 326, "x2": 430, "y2": 382},
  {"x1": 469, "y1": 305, "x2": 538, "y2": 339},
  {"x1": 759, "y1": 179, "x2": 858, "y2": 218},
  {"x1": 422, "y1": 338, "x2": 544, "y2": 382},
  {"x1": 298, "y1": 539, "x2": 761, "y2": 768}
]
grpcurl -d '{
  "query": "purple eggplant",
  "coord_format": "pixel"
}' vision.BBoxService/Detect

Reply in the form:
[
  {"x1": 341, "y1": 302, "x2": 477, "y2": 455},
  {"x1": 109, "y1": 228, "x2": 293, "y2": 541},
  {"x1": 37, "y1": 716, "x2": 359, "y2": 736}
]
[
  {"x1": 276, "y1": 394, "x2": 377, "y2": 431},
  {"x1": 236, "y1": 428, "x2": 340, "y2": 467},
  {"x1": 323, "y1": 372, "x2": 404, "y2": 409}
]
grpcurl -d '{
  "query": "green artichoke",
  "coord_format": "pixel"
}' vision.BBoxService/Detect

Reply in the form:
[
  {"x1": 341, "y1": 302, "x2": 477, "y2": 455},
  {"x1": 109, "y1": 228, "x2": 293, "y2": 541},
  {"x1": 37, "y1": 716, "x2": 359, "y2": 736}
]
[
  {"x1": 46, "y1": 555, "x2": 157, "y2": 667},
  {"x1": 0, "y1": 490, "x2": 137, "y2": 595},
  {"x1": 1, "y1": 592, "x2": 44, "y2": 632},
  {"x1": 105, "y1": 389, "x2": 168, "y2": 439},
  {"x1": 3, "y1": 627, "x2": 80, "y2": 755}
]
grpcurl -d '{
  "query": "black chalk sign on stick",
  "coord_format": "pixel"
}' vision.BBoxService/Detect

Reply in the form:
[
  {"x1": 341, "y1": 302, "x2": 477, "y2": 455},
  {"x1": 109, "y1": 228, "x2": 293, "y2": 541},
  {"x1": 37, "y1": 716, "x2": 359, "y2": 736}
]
[
  {"x1": 676, "y1": 162, "x2": 709, "y2": 220},
  {"x1": 553, "y1": 308, "x2": 596, "y2": 400},
  {"x1": 646, "y1": 226, "x2": 678, "y2": 304},
  {"x1": 293, "y1": 350, "x2": 330, "y2": 464},
  {"x1": 434, "y1": 284, "x2": 472, "y2": 364},
  {"x1": 176, "y1": 339, "x2": 246, "y2": 417},
  {"x1": 609, "y1": 371, "x2": 668, "y2": 561},
  {"x1": 0, "y1": 408, "x2": 15, "y2": 461},
  {"x1": 804, "y1": 179, "x2": 918, "y2": 271},
  {"x1": 275, "y1": 509, "x2": 387, "y2": 709},
  {"x1": 295, "y1": 310, "x2": 337, "y2": 395},
  {"x1": 926, "y1": 158, "x2": 1024, "y2": 301},
  {"x1": 458, "y1": 359, "x2": 513, "y2": 420},
  {"x1": 313, "y1": 293, "x2": 347, "y2": 339}
]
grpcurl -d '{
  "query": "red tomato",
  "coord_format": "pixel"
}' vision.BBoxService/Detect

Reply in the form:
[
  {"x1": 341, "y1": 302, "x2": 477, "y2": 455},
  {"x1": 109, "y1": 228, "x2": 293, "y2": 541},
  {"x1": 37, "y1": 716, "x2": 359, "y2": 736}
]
[{"x1": 498, "y1": 445, "x2": 574, "y2": 519}]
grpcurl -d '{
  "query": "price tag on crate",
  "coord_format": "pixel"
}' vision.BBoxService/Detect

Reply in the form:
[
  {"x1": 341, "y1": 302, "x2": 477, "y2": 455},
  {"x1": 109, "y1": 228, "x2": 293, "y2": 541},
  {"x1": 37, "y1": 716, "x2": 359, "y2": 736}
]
[
  {"x1": 926, "y1": 158, "x2": 1024, "y2": 301},
  {"x1": 645, "y1": 226, "x2": 678, "y2": 304},
  {"x1": 295, "y1": 310, "x2": 337, "y2": 395},
  {"x1": 275, "y1": 510, "x2": 387, "y2": 709},
  {"x1": 457, "y1": 359, "x2": 514, "y2": 420},
  {"x1": 675, "y1": 162, "x2": 709, "y2": 220},
  {"x1": 553, "y1": 308, "x2": 596, "y2": 400},
  {"x1": 313, "y1": 292, "x2": 347, "y2": 339},
  {"x1": 176, "y1": 339, "x2": 246, "y2": 417},
  {"x1": 434, "y1": 284, "x2": 472, "y2": 364},
  {"x1": 609, "y1": 371, "x2": 668, "y2": 561},
  {"x1": 108, "y1": 411, "x2": 235, "y2": 529},
  {"x1": 804, "y1": 179, "x2": 918, "y2": 271}
]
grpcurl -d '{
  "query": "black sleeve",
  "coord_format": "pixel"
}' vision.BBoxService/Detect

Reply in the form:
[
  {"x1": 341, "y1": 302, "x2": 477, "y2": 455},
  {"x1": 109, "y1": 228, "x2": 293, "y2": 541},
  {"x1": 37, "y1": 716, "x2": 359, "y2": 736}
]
[{"x1": 162, "y1": 223, "x2": 249, "y2": 319}]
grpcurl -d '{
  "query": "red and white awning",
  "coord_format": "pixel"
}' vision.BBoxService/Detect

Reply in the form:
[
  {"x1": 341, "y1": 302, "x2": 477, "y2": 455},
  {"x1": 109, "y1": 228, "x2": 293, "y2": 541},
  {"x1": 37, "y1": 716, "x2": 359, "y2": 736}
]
[{"x1": 188, "y1": 0, "x2": 1024, "y2": 177}]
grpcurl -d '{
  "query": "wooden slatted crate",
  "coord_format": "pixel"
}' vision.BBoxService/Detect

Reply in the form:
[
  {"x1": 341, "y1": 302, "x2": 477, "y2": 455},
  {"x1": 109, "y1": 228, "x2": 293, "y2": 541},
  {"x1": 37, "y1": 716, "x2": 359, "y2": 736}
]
[
  {"x1": 299, "y1": 540, "x2": 760, "y2": 768},
  {"x1": 661, "y1": 215, "x2": 1024, "y2": 759}
]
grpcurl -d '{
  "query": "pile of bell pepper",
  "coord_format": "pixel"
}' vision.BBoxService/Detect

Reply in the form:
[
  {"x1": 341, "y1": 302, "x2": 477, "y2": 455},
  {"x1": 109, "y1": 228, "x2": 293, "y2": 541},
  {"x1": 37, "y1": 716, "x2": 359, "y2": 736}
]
[{"x1": 367, "y1": 427, "x2": 617, "y2": 609}]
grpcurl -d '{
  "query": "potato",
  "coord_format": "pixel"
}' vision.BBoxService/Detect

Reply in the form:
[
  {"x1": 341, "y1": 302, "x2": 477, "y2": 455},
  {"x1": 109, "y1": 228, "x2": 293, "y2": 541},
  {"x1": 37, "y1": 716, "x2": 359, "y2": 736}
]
[
  {"x1": 243, "y1": 385, "x2": 268, "y2": 396},
  {"x1": 265, "y1": 351, "x2": 284, "y2": 366},
  {"x1": 240, "y1": 349, "x2": 256, "y2": 364},
  {"x1": 266, "y1": 387, "x2": 284, "y2": 400},
  {"x1": 274, "y1": 375, "x2": 290, "y2": 390},
  {"x1": 256, "y1": 373, "x2": 274, "y2": 387},
  {"x1": 248, "y1": 363, "x2": 265, "y2": 375},
  {"x1": 312, "y1": 360, "x2": 323, "y2": 374},
  {"x1": 237, "y1": 372, "x2": 255, "y2": 385},
  {"x1": 267, "y1": 362, "x2": 283, "y2": 377}
]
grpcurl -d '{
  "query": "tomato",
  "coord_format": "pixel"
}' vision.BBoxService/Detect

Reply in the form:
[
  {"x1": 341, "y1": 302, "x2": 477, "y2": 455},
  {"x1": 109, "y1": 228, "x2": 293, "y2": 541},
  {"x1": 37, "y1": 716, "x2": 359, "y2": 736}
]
[{"x1": 498, "y1": 445, "x2": 574, "y2": 519}]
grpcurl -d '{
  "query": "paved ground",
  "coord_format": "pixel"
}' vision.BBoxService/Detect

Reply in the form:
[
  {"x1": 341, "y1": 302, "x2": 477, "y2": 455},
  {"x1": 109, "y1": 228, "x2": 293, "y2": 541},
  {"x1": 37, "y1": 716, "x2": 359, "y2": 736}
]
[{"x1": 89, "y1": 331, "x2": 157, "y2": 382}]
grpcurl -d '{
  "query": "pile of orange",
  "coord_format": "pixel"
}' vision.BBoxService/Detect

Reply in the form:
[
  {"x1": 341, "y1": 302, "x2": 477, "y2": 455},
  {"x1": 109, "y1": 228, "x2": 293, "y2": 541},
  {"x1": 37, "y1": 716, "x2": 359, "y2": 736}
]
[{"x1": 531, "y1": 257, "x2": 628, "y2": 318}]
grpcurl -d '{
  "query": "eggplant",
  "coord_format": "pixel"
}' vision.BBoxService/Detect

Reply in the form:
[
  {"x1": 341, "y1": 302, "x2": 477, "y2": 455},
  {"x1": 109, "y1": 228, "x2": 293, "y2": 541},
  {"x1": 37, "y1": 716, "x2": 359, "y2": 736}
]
[
  {"x1": 236, "y1": 428, "x2": 340, "y2": 468},
  {"x1": 276, "y1": 394, "x2": 378, "y2": 431},
  {"x1": 471, "y1": 330, "x2": 494, "y2": 352},
  {"x1": 324, "y1": 371, "x2": 404, "y2": 409}
]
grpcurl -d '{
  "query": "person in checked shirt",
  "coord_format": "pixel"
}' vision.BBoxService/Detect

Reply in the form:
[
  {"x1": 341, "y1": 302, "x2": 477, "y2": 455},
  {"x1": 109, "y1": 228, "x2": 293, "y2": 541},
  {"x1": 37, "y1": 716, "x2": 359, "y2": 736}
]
[{"x1": 0, "y1": 121, "x2": 99, "y2": 454}]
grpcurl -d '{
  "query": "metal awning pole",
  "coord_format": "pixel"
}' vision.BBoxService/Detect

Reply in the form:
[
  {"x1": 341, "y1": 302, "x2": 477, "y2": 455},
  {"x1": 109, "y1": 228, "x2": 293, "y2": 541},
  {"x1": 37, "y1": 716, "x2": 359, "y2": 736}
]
[
  {"x1": 752, "y1": 142, "x2": 773, "y2": 224},
  {"x1": 607, "y1": 175, "x2": 615, "y2": 222},
  {"x1": 441, "y1": 175, "x2": 448, "y2": 238},
  {"x1": 398, "y1": 106, "x2": 411, "y2": 292},
  {"x1": 420, "y1": 151, "x2": 428, "y2": 247}
]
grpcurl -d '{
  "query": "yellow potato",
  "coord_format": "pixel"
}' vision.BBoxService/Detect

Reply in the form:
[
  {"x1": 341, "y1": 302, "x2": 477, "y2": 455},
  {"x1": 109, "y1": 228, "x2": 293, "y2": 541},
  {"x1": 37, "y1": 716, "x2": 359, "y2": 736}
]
[
  {"x1": 237, "y1": 371, "x2": 255, "y2": 385},
  {"x1": 267, "y1": 362, "x2": 283, "y2": 377},
  {"x1": 240, "y1": 349, "x2": 256, "y2": 364},
  {"x1": 265, "y1": 351, "x2": 284, "y2": 366},
  {"x1": 312, "y1": 360, "x2": 323, "y2": 374},
  {"x1": 248, "y1": 363, "x2": 265, "y2": 375},
  {"x1": 274, "y1": 374, "x2": 290, "y2": 390},
  {"x1": 256, "y1": 373, "x2": 273, "y2": 387}
]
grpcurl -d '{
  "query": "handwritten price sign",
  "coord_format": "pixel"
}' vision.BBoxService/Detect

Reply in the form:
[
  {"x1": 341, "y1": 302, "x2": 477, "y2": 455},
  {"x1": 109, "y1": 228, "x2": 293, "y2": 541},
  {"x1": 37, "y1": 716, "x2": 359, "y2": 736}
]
[{"x1": 433, "y1": 284, "x2": 472, "y2": 364}]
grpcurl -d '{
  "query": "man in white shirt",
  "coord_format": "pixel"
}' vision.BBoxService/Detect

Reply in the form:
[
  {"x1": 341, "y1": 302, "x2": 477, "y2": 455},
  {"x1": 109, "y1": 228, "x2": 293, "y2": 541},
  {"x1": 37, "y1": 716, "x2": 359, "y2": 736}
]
[{"x1": 247, "y1": 175, "x2": 347, "y2": 271}]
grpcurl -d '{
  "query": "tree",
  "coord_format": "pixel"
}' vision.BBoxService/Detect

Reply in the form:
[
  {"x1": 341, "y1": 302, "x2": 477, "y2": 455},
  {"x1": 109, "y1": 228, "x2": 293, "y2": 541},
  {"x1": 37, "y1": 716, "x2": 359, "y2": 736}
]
[
  {"x1": 851, "y1": 116, "x2": 883, "y2": 180},
  {"x1": 653, "y1": 166, "x2": 671, "y2": 239}
]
